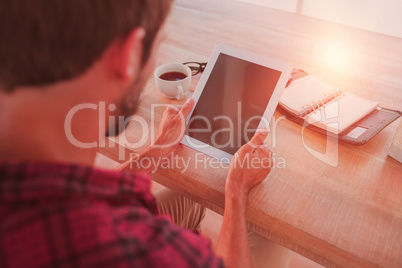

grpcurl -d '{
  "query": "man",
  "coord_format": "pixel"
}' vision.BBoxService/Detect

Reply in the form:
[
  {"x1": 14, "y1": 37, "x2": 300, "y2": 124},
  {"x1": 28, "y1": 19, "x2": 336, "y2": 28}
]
[{"x1": 0, "y1": 1, "x2": 289, "y2": 267}]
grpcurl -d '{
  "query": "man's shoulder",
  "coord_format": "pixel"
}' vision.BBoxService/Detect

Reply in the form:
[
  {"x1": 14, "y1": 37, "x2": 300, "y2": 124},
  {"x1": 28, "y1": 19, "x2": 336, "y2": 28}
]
[
  {"x1": 0, "y1": 161, "x2": 224, "y2": 267},
  {"x1": 104, "y1": 208, "x2": 224, "y2": 268},
  {"x1": 0, "y1": 160, "x2": 158, "y2": 211},
  {"x1": 1, "y1": 202, "x2": 223, "y2": 267},
  {"x1": 64, "y1": 203, "x2": 223, "y2": 267}
]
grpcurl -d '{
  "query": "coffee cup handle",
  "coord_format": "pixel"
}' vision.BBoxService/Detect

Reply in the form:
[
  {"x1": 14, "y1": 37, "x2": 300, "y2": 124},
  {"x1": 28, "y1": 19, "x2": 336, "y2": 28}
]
[{"x1": 176, "y1": 85, "x2": 184, "y2": 100}]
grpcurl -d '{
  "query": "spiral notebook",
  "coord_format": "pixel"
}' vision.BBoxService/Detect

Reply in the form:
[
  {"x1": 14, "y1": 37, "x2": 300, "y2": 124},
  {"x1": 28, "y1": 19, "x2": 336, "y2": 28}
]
[{"x1": 279, "y1": 75, "x2": 379, "y2": 134}]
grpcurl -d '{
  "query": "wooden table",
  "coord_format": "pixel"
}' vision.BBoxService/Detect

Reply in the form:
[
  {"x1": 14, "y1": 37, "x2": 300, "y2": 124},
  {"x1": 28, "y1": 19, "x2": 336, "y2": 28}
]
[{"x1": 100, "y1": 1, "x2": 402, "y2": 267}]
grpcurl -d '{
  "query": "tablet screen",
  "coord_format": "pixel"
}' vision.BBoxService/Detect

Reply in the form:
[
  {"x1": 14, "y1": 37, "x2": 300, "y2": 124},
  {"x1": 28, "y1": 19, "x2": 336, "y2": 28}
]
[{"x1": 186, "y1": 53, "x2": 281, "y2": 155}]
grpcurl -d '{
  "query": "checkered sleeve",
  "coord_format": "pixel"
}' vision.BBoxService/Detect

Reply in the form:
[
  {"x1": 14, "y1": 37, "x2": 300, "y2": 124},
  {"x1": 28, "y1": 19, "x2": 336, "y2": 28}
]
[
  {"x1": 63, "y1": 204, "x2": 225, "y2": 268},
  {"x1": 0, "y1": 162, "x2": 225, "y2": 267},
  {"x1": 111, "y1": 210, "x2": 225, "y2": 268}
]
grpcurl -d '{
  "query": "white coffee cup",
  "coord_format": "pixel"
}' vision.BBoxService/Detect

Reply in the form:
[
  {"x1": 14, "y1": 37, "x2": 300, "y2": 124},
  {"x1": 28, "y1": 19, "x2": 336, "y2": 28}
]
[{"x1": 154, "y1": 63, "x2": 192, "y2": 100}]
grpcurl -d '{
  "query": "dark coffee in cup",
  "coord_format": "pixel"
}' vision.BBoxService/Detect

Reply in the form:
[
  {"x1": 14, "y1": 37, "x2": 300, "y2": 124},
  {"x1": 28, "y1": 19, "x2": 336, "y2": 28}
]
[
  {"x1": 159, "y1": 71, "x2": 187, "y2": 81},
  {"x1": 154, "y1": 63, "x2": 191, "y2": 100}
]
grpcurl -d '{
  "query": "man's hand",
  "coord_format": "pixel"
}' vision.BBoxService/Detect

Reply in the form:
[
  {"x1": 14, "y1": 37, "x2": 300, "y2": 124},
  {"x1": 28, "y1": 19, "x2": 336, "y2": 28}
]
[
  {"x1": 216, "y1": 129, "x2": 273, "y2": 268},
  {"x1": 116, "y1": 98, "x2": 194, "y2": 172},
  {"x1": 152, "y1": 98, "x2": 194, "y2": 157},
  {"x1": 227, "y1": 129, "x2": 273, "y2": 196}
]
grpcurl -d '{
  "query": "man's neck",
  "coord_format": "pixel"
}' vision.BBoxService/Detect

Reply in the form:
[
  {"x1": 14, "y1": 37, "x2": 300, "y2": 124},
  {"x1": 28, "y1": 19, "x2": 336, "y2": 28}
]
[{"x1": 0, "y1": 85, "x2": 102, "y2": 166}]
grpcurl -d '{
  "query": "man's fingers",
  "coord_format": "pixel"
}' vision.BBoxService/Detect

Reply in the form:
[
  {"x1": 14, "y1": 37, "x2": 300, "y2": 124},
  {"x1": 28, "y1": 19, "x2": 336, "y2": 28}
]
[
  {"x1": 166, "y1": 104, "x2": 180, "y2": 116},
  {"x1": 178, "y1": 98, "x2": 194, "y2": 118},
  {"x1": 249, "y1": 129, "x2": 269, "y2": 147}
]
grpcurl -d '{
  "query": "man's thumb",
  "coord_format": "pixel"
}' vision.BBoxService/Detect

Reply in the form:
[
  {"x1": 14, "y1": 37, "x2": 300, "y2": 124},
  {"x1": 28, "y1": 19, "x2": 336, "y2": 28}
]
[{"x1": 249, "y1": 129, "x2": 269, "y2": 146}]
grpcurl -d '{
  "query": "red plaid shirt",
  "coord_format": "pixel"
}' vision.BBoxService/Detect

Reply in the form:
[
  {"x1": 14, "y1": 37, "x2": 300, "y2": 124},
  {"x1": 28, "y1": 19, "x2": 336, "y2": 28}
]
[{"x1": 0, "y1": 161, "x2": 224, "y2": 268}]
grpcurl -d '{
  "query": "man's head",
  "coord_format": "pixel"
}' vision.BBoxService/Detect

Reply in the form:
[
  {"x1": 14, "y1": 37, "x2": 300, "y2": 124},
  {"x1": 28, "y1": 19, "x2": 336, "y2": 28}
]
[
  {"x1": 0, "y1": 0, "x2": 173, "y2": 140},
  {"x1": 0, "y1": 0, "x2": 172, "y2": 92}
]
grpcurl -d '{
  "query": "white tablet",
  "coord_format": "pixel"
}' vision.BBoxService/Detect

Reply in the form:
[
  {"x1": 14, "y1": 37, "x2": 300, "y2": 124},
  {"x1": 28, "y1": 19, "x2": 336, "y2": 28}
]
[{"x1": 181, "y1": 44, "x2": 292, "y2": 163}]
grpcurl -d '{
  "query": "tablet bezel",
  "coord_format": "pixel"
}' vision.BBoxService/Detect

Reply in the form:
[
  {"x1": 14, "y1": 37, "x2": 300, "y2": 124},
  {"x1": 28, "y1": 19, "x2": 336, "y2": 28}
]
[{"x1": 181, "y1": 44, "x2": 292, "y2": 163}]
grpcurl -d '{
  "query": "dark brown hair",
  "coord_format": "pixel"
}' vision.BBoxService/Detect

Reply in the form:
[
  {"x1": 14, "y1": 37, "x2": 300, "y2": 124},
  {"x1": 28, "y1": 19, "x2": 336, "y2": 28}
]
[{"x1": 0, "y1": 0, "x2": 173, "y2": 92}]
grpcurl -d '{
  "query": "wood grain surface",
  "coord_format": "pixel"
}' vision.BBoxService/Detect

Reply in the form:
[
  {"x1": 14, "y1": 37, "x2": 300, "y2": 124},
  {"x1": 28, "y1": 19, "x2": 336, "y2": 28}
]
[{"x1": 100, "y1": 1, "x2": 402, "y2": 267}]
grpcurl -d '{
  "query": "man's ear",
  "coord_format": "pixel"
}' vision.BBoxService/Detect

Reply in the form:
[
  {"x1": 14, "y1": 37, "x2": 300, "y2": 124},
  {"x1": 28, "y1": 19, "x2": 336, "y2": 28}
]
[{"x1": 111, "y1": 27, "x2": 146, "y2": 81}]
